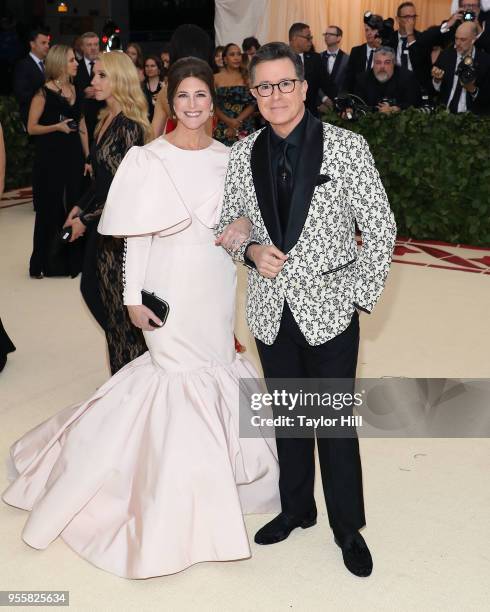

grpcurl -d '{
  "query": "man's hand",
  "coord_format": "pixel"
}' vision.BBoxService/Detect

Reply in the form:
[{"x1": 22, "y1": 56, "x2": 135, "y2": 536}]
[
  {"x1": 215, "y1": 217, "x2": 252, "y2": 250},
  {"x1": 431, "y1": 66, "x2": 445, "y2": 82},
  {"x1": 127, "y1": 304, "x2": 162, "y2": 331},
  {"x1": 248, "y1": 244, "x2": 288, "y2": 279},
  {"x1": 462, "y1": 79, "x2": 477, "y2": 93},
  {"x1": 446, "y1": 11, "x2": 464, "y2": 28},
  {"x1": 377, "y1": 102, "x2": 401, "y2": 114}
]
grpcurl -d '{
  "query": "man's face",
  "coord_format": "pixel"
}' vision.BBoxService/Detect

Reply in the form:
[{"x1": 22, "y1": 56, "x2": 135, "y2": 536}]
[
  {"x1": 292, "y1": 28, "x2": 313, "y2": 53},
  {"x1": 460, "y1": 2, "x2": 480, "y2": 19},
  {"x1": 455, "y1": 26, "x2": 476, "y2": 55},
  {"x1": 364, "y1": 24, "x2": 379, "y2": 46},
  {"x1": 30, "y1": 34, "x2": 50, "y2": 60},
  {"x1": 373, "y1": 53, "x2": 395, "y2": 82},
  {"x1": 250, "y1": 57, "x2": 307, "y2": 129},
  {"x1": 323, "y1": 28, "x2": 341, "y2": 49},
  {"x1": 82, "y1": 36, "x2": 100, "y2": 61},
  {"x1": 397, "y1": 4, "x2": 417, "y2": 30},
  {"x1": 246, "y1": 46, "x2": 257, "y2": 59}
]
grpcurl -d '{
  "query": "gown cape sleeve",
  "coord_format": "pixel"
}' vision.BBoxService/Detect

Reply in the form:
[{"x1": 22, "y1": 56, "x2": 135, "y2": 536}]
[{"x1": 98, "y1": 145, "x2": 192, "y2": 237}]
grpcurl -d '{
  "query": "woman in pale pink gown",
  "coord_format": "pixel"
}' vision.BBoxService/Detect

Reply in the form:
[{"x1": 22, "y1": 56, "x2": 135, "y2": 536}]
[{"x1": 2, "y1": 57, "x2": 280, "y2": 579}]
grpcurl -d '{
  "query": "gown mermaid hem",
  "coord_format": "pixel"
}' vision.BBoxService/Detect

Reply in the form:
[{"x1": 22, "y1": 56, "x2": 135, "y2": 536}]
[{"x1": 2, "y1": 351, "x2": 280, "y2": 579}]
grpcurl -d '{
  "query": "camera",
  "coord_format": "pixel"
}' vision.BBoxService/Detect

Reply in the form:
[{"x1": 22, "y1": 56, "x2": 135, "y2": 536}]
[
  {"x1": 463, "y1": 10, "x2": 476, "y2": 21},
  {"x1": 364, "y1": 11, "x2": 395, "y2": 47},
  {"x1": 456, "y1": 55, "x2": 477, "y2": 84},
  {"x1": 334, "y1": 94, "x2": 371, "y2": 120}
]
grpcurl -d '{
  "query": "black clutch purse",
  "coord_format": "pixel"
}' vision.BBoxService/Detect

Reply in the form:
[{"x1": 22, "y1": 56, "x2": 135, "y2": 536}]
[{"x1": 141, "y1": 290, "x2": 170, "y2": 327}]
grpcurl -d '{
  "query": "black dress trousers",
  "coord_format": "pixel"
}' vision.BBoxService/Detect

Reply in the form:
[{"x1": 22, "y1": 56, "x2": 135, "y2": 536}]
[{"x1": 255, "y1": 303, "x2": 365, "y2": 539}]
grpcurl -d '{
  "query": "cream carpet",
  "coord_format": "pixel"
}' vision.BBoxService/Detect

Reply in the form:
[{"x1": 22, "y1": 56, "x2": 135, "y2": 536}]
[{"x1": 0, "y1": 199, "x2": 489, "y2": 611}]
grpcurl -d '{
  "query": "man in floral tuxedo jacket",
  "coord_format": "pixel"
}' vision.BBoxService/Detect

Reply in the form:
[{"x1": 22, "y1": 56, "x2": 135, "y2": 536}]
[{"x1": 216, "y1": 42, "x2": 396, "y2": 577}]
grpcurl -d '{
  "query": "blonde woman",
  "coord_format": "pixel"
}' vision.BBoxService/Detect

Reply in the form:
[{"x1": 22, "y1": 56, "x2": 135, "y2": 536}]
[
  {"x1": 64, "y1": 51, "x2": 151, "y2": 374},
  {"x1": 27, "y1": 44, "x2": 89, "y2": 278}
]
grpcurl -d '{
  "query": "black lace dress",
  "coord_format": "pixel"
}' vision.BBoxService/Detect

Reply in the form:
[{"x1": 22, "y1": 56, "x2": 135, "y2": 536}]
[{"x1": 77, "y1": 113, "x2": 147, "y2": 374}]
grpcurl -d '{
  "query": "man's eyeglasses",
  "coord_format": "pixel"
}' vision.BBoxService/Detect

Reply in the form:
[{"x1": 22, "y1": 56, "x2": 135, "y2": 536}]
[
  {"x1": 252, "y1": 79, "x2": 303, "y2": 97},
  {"x1": 399, "y1": 14, "x2": 418, "y2": 19},
  {"x1": 296, "y1": 34, "x2": 313, "y2": 41},
  {"x1": 323, "y1": 32, "x2": 339, "y2": 37}
]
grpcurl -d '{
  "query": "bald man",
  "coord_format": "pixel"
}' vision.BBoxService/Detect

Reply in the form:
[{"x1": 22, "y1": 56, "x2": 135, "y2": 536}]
[{"x1": 432, "y1": 21, "x2": 490, "y2": 114}]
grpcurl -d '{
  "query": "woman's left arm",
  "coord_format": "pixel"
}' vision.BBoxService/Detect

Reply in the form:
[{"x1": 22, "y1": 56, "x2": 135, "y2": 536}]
[
  {"x1": 79, "y1": 116, "x2": 92, "y2": 176},
  {"x1": 236, "y1": 103, "x2": 256, "y2": 124}
]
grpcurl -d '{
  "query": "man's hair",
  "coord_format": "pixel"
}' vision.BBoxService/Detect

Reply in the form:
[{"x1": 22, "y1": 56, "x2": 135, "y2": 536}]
[
  {"x1": 374, "y1": 46, "x2": 396, "y2": 61},
  {"x1": 459, "y1": 0, "x2": 480, "y2": 6},
  {"x1": 29, "y1": 28, "x2": 49, "y2": 42},
  {"x1": 288, "y1": 22, "x2": 309, "y2": 41},
  {"x1": 249, "y1": 41, "x2": 304, "y2": 84},
  {"x1": 81, "y1": 31, "x2": 99, "y2": 40},
  {"x1": 330, "y1": 26, "x2": 343, "y2": 38},
  {"x1": 397, "y1": 2, "x2": 416, "y2": 17},
  {"x1": 243, "y1": 36, "x2": 260, "y2": 52}
]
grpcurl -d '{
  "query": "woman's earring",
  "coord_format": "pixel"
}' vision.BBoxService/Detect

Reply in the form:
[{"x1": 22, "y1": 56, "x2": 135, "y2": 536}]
[{"x1": 210, "y1": 106, "x2": 214, "y2": 116}]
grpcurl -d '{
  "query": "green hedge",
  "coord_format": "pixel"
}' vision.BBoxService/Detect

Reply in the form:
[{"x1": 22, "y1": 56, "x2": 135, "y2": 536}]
[
  {"x1": 1, "y1": 95, "x2": 489, "y2": 246},
  {"x1": 323, "y1": 108, "x2": 490, "y2": 247},
  {"x1": 0, "y1": 95, "x2": 34, "y2": 191}
]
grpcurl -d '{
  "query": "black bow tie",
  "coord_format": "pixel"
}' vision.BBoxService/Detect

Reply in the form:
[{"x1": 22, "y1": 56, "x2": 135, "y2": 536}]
[{"x1": 326, "y1": 53, "x2": 337, "y2": 58}]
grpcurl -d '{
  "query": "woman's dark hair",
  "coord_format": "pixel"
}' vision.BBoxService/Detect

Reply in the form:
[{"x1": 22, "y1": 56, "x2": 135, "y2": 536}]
[
  {"x1": 222, "y1": 42, "x2": 249, "y2": 84},
  {"x1": 166, "y1": 56, "x2": 216, "y2": 117},
  {"x1": 144, "y1": 54, "x2": 164, "y2": 79},
  {"x1": 168, "y1": 24, "x2": 214, "y2": 67}
]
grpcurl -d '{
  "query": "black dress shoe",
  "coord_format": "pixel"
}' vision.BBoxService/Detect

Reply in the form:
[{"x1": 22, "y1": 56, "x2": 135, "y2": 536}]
[
  {"x1": 334, "y1": 532, "x2": 373, "y2": 577},
  {"x1": 29, "y1": 272, "x2": 43, "y2": 279},
  {"x1": 254, "y1": 510, "x2": 317, "y2": 545}
]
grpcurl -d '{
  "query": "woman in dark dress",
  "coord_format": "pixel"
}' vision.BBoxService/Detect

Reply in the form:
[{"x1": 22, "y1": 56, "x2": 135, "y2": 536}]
[
  {"x1": 65, "y1": 51, "x2": 151, "y2": 374},
  {"x1": 214, "y1": 43, "x2": 256, "y2": 146},
  {"x1": 142, "y1": 55, "x2": 165, "y2": 122},
  {"x1": 27, "y1": 44, "x2": 89, "y2": 278}
]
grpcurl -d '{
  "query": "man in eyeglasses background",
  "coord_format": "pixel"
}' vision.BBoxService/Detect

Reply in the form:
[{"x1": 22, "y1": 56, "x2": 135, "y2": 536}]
[
  {"x1": 320, "y1": 26, "x2": 350, "y2": 100},
  {"x1": 216, "y1": 41, "x2": 396, "y2": 578},
  {"x1": 288, "y1": 22, "x2": 336, "y2": 116}
]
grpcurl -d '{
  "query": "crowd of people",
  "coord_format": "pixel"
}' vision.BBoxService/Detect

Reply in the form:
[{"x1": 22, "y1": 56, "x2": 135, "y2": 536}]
[{"x1": 0, "y1": 0, "x2": 485, "y2": 583}]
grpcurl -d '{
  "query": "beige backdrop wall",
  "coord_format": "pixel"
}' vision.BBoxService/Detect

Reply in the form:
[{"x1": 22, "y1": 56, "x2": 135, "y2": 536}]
[{"x1": 265, "y1": 0, "x2": 452, "y2": 53}]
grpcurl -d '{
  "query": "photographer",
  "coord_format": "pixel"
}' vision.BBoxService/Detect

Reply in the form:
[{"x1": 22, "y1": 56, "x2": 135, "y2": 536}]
[
  {"x1": 344, "y1": 14, "x2": 384, "y2": 94},
  {"x1": 417, "y1": 1, "x2": 490, "y2": 53},
  {"x1": 432, "y1": 21, "x2": 490, "y2": 114},
  {"x1": 353, "y1": 46, "x2": 422, "y2": 113}
]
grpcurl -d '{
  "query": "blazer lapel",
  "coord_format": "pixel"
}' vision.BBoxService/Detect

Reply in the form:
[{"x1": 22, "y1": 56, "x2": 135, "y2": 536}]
[
  {"x1": 330, "y1": 50, "x2": 342, "y2": 81},
  {"x1": 251, "y1": 126, "x2": 283, "y2": 248},
  {"x1": 283, "y1": 111, "x2": 323, "y2": 253}
]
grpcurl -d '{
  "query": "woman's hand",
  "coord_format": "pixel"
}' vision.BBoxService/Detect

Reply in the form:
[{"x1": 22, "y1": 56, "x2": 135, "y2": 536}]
[
  {"x1": 69, "y1": 217, "x2": 86, "y2": 242},
  {"x1": 84, "y1": 163, "x2": 93, "y2": 177},
  {"x1": 57, "y1": 119, "x2": 77, "y2": 134},
  {"x1": 64, "y1": 206, "x2": 81, "y2": 227},
  {"x1": 127, "y1": 304, "x2": 163, "y2": 331},
  {"x1": 215, "y1": 217, "x2": 252, "y2": 250}
]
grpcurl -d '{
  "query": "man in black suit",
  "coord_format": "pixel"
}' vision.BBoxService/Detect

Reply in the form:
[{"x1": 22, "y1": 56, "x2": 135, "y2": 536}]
[
  {"x1": 354, "y1": 46, "x2": 422, "y2": 111},
  {"x1": 73, "y1": 31, "x2": 104, "y2": 144},
  {"x1": 416, "y1": 1, "x2": 490, "y2": 55},
  {"x1": 288, "y1": 22, "x2": 335, "y2": 116},
  {"x1": 344, "y1": 15, "x2": 383, "y2": 93},
  {"x1": 13, "y1": 29, "x2": 49, "y2": 128},
  {"x1": 432, "y1": 21, "x2": 490, "y2": 115},
  {"x1": 392, "y1": 2, "x2": 434, "y2": 95},
  {"x1": 320, "y1": 25, "x2": 350, "y2": 96}
]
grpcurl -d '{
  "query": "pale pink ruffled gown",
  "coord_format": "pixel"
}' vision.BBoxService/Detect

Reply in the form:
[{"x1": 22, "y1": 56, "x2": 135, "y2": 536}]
[{"x1": 2, "y1": 137, "x2": 280, "y2": 579}]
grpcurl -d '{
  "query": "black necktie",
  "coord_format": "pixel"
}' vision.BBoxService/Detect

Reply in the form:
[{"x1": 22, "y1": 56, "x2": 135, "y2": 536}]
[
  {"x1": 39, "y1": 60, "x2": 45, "y2": 72},
  {"x1": 449, "y1": 58, "x2": 463, "y2": 113},
  {"x1": 401, "y1": 37, "x2": 408, "y2": 70},
  {"x1": 367, "y1": 50, "x2": 374, "y2": 70},
  {"x1": 276, "y1": 141, "x2": 293, "y2": 235},
  {"x1": 89, "y1": 60, "x2": 95, "y2": 78}
]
